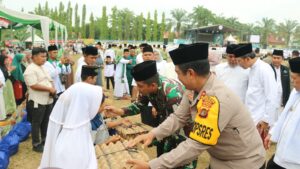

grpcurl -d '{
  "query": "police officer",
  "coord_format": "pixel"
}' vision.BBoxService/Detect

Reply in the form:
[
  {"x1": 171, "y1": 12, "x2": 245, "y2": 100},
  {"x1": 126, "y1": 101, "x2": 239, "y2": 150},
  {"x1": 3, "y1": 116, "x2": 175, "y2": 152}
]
[{"x1": 126, "y1": 43, "x2": 266, "y2": 169}]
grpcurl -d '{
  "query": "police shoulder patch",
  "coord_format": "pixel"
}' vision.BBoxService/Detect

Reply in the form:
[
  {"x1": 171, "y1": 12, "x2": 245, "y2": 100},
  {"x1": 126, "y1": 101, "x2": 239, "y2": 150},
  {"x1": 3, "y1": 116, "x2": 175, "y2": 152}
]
[{"x1": 189, "y1": 92, "x2": 221, "y2": 145}]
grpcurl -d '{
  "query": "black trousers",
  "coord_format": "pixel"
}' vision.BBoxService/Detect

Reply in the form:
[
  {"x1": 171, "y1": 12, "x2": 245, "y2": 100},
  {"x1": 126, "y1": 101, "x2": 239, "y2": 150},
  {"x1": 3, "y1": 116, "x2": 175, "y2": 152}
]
[
  {"x1": 266, "y1": 155, "x2": 286, "y2": 169},
  {"x1": 105, "y1": 76, "x2": 114, "y2": 90},
  {"x1": 53, "y1": 92, "x2": 63, "y2": 106},
  {"x1": 27, "y1": 100, "x2": 53, "y2": 147}
]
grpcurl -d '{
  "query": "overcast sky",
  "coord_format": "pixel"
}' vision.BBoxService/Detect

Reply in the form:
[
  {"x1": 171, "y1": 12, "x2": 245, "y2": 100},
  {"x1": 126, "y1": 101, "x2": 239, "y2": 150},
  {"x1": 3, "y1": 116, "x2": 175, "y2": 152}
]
[{"x1": 2, "y1": 0, "x2": 300, "y2": 24}]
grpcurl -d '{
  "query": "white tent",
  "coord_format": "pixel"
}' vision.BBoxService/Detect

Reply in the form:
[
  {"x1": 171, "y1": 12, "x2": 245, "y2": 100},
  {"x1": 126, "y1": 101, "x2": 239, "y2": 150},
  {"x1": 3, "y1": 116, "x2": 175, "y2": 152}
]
[
  {"x1": 0, "y1": 5, "x2": 67, "y2": 47},
  {"x1": 225, "y1": 34, "x2": 237, "y2": 43},
  {"x1": 25, "y1": 34, "x2": 44, "y2": 44}
]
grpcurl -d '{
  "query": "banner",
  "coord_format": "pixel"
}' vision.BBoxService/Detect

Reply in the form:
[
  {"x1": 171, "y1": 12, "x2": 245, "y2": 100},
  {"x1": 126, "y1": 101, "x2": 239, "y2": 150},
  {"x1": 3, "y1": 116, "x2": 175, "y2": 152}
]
[{"x1": 0, "y1": 18, "x2": 10, "y2": 28}]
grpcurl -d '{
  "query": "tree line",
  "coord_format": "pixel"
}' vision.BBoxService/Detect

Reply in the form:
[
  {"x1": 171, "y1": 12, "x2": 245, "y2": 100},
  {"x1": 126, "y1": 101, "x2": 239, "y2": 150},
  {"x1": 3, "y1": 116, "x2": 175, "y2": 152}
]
[{"x1": 24, "y1": 2, "x2": 300, "y2": 47}]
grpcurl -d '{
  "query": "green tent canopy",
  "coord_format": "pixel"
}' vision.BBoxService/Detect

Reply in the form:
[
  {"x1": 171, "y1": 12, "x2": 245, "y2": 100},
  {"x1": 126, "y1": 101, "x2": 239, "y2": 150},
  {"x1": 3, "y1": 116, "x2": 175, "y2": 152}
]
[{"x1": 0, "y1": 5, "x2": 67, "y2": 47}]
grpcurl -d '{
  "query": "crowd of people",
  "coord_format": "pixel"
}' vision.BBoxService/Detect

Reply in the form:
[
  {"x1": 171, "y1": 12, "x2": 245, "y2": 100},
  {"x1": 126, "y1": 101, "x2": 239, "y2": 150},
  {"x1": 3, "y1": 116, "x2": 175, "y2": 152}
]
[{"x1": 0, "y1": 41, "x2": 300, "y2": 169}]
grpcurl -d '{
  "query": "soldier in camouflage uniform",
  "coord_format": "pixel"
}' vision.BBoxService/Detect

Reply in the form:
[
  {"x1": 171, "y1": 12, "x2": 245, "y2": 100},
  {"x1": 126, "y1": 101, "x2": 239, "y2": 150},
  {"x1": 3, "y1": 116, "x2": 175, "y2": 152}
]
[{"x1": 105, "y1": 61, "x2": 197, "y2": 169}]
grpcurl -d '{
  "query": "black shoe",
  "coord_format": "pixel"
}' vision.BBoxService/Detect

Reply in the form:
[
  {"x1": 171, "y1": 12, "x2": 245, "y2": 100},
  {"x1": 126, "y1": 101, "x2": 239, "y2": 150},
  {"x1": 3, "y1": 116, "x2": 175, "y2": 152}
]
[{"x1": 33, "y1": 144, "x2": 44, "y2": 153}]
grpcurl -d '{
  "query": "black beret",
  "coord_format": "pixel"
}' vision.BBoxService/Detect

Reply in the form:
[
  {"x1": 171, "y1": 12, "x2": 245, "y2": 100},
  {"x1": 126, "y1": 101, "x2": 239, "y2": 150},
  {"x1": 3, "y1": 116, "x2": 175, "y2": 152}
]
[
  {"x1": 139, "y1": 43, "x2": 148, "y2": 48},
  {"x1": 169, "y1": 43, "x2": 209, "y2": 65},
  {"x1": 82, "y1": 47, "x2": 86, "y2": 54},
  {"x1": 233, "y1": 43, "x2": 253, "y2": 57},
  {"x1": 143, "y1": 45, "x2": 153, "y2": 53},
  {"x1": 273, "y1": 49, "x2": 284, "y2": 57},
  {"x1": 131, "y1": 61, "x2": 157, "y2": 81},
  {"x1": 226, "y1": 44, "x2": 239, "y2": 54},
  {"x1": 84, "y1": 46, "x2": 98, "y2": 56},
  {"x1": 128, "y1": 44, "x2": 134, "y2": 48},
  {"x1": 81, "y1": 65, "x2": 99, "y2": 76},
  {"x1": 289, "y1": 57, "x2": 300, "y2": 73},
  {"x1": 48, "y1": 45, "x2": 58, "y2": 52},
  {"x1": 178, "y1": 44, "x2": 188, "y2": 48}
]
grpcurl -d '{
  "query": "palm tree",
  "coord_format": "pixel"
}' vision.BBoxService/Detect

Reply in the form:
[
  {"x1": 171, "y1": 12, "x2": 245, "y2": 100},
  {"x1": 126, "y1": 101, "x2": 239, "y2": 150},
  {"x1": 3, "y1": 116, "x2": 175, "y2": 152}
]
[
  {"x1": 277, "y1": 20, "x2": 298, "y2": 47},
  {"x1": 170, "y1": 8, "x2": 187, "y2": 38},
  {"x1": 293, "y1": 26, "x2": 300, "y2": 45},
  {"x1": 190, "y1": 6, "x2": 216, "y2": 27},
  {"x1": 257, "y1": 17, "x2": 276, "y2": 48},
  {"x1": 226, "y1": 17, "x2": 239, "y2": 28}
]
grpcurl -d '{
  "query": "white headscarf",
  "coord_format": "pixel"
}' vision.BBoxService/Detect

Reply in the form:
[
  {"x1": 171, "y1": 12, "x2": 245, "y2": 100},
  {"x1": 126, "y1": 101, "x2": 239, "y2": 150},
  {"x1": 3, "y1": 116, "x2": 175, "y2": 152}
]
[
  {"x1": 40, "y1": 82, "x2": 103, "y2": 169},
  {"x1": 154, "y1": 49, "x2": 164, "y2": 63}
]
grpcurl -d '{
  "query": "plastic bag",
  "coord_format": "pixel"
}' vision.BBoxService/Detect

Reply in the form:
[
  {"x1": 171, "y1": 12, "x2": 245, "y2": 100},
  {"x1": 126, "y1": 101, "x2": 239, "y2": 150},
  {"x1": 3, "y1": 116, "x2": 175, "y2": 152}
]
[
  {"x1": 0, "y1": 145, "x2": 9, "y2": 169},
  {"x1": 0, "y1": 132, "x2": 20, "y2": 156},
  {"x1": 12, "y1": 122, "x2": 31, "y2": 142}
]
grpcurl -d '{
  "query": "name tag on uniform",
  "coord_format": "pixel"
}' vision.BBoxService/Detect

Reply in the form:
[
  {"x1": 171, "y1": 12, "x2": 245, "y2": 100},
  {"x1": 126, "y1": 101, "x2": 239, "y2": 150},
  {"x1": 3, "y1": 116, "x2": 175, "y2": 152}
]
[{"x1": 189, "y1": 92, "x2": 220, "y2": 145}]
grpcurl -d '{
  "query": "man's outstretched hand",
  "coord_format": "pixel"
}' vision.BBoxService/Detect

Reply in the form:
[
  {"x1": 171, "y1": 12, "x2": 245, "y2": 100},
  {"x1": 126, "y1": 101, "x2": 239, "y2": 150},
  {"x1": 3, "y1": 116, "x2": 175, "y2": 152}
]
[{"x1": 127, "y1": 132, "x2": 155, "y2": 149}]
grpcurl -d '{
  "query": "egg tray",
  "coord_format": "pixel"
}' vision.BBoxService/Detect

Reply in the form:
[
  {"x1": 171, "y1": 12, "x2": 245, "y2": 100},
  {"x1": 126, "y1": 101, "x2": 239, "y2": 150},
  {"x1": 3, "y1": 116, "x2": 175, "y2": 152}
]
[
  {"x1": 95, "y1": 140, "x2": 149, "y2": 169},
  {"x1": 115, "y1": 123, "x2": 149, "y2": 140}
]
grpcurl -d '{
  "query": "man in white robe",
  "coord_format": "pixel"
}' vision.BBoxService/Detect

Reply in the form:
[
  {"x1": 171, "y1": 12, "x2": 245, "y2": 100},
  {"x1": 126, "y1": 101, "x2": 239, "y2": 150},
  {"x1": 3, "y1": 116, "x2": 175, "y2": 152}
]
[
  {"x1": 215, "y1": 44, "x2": 249, "y2": 103},
  {"x1": 104, "y1": 44, "x2": 115, "y2": 62},
  {"x1": 234, "y1": 43, "x2": 277, "y2": 139},
  {"x1": 40, "y1": 65, "x2": 103, "y2": 169},
  {"x1": 270, "y1": 49, "x2": 291, "y2": 123},
  {"x1": 75, "y1": 46, "x2": 98, "y2": 83},
  {"x1": 76, "y1": 47, "x2": 86, "y2": 68},
  {"x1": 113, "y1": 49, "x2": 131, "y2": 99},
  {"x1": 44, "y1": 45, "x2": 71, "y2": 98},
  {"x1": 264, "y1": 57, "x2": 300, "y2": 169},
  {"x1": 136, "y1": 43, "x2": 148, "y2": 64}
]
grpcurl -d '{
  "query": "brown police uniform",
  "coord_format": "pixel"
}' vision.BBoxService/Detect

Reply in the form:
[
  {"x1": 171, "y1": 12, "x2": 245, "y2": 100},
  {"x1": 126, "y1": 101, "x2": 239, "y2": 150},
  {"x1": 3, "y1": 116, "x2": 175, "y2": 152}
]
[
  {"x1": 148, "y1": 43, "x2": 265, "y2": 169},
  {"x1": 149, "y1": 74, "x2": 265, "y2": 169}
]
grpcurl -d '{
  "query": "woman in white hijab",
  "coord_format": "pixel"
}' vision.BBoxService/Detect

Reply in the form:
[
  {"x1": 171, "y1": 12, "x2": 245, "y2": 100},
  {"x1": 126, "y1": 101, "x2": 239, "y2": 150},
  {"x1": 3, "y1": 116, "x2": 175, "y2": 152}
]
[
  {"x1": 40, "y1": 66, "x2": 103, "y2": 169},
  {"x1": 154, "y1": 49, "x2": 167, "y2": 74},
  {"x1": 154, "y1": 49, "x2": 178, "y2": 80}
]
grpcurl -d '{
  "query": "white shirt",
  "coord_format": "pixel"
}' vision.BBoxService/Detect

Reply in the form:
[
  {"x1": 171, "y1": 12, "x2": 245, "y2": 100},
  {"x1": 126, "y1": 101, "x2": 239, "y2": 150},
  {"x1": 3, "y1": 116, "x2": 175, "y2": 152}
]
[
  {"x1": 104, "y1": 49, "x2": 115, "y2": 61},
  {"x1": 76, "y1": 43, "x2": 82, "y2": 53},
  {"x1": 274, "y1": 67, "x2": 283, "y2": 107},
  {"x1": 75, "y1": 61, "x2": 87, "y2": 83},
  {"x1": 24, "y1": 63, "x2": 53, "y2": 105},
  {"x1": 77, "y1": 56, "x2": 84, "y2": 67},
  {"x1": 245, "y1": 58, "x2": 278, "y2": 125},
  {"x1": 270, "y1": 89, "x2": 300, "y2": 169},
  {"x1": 98, "y1": 49, "x2": 105, "y2": 61},
  {"x1": 115, "y1": 58, "x2": 130, "y2": 78},
  {"x1": 104, "y1": 63, "x2": 114, "y2": 77},
  {"x1": 44, "y1": 61, "x2": 71, "y2": 94},
  {"x1": 136, "y1": 53, "x2": 143, "y2": 64},
  {"x1": 215, "y1": 63, "x2": 249, "y2": 103}
]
